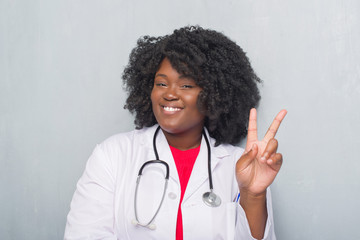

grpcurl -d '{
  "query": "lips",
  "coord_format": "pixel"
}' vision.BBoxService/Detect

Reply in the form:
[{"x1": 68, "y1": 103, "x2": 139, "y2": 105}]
[{"x1": 161, "y1": 105, "x2": 183, "y2": 113}]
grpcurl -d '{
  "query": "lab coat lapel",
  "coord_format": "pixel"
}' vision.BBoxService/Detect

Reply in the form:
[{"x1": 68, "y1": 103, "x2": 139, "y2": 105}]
[
  {"x1": 182, "y1": 129, "x2": 229, "y2": 203},
  {"x1": 143, "y1": 126, "x2": 230, "y2": 202}
]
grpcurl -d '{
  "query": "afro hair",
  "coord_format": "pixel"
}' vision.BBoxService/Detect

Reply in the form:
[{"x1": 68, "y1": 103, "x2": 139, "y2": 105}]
[{"x1": 122, "y1": 26, "x2": 261, "y2": 146}]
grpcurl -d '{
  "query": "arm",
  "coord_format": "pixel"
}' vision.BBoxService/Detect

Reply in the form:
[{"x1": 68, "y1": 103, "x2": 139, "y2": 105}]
[
  {"x1": 239, "y1": 188, "x2": 267, "y2": 239},
  {"x1": 64, "y1": 144, "x2": 117, "y2": 240},
  {"x1": 236, "y1": 108, "x2": 287, "y2": 239}
]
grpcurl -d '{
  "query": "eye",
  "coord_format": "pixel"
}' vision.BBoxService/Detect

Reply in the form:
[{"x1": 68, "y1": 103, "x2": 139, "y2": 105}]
[
  {"x1": 181, "y1": 85, "x2": 194, "y2": 89},
  {"x1": 155, "y1": 83, "x2": 167, "y2": 87}
]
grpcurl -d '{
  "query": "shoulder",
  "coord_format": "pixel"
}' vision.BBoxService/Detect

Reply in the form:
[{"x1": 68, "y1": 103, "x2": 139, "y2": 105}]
[
  {"x1": 205, "y1": 127, "x2": 244, "y2": 158},
  {"x1": 85, "y1": 126, "x2": 158, "y2": 171},
  {"x1": 220, "y1": 143, "x2": 244, "y2": 156},
  {"x1": 210, "y1": 138, "x2": 244, "y2": 160},
  {"x1": 96, "y1": 125, "x2": 158, "y2": 154}
]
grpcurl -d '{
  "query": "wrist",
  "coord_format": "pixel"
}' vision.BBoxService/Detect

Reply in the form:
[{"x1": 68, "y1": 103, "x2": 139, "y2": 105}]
[
  {"x1": 239, "y1": 188, "x2": 267, "y2": 208},
  {"x1": 240, "y1": 188, "x2": 267, "y2": 200}
]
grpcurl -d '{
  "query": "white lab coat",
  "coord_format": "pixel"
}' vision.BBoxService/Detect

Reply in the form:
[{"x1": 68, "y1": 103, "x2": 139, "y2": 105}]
[{"x1": 64, "y1": 125, "x2": 276, "y2": 240}]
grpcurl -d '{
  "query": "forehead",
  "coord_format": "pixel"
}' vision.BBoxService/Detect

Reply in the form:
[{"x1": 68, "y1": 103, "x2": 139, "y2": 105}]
[{"x1": 156, "y1": 58, "x2": 196, "y2": 81}]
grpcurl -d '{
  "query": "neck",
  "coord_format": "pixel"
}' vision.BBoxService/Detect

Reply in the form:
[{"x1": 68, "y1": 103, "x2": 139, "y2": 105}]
[{"x1": 162, "y1": 128, "x2": 203, "y2": 151}]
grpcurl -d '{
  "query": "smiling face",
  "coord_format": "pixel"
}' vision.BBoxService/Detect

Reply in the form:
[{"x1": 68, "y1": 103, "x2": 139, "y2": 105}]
[{"x1": 151, "y1": 58, "x2": 205, "y2": 136}]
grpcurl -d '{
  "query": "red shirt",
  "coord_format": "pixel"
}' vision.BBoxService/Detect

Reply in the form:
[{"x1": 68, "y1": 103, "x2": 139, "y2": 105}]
[{"x1": 169, "y1": 145, "x2": 201, "y2": 240}]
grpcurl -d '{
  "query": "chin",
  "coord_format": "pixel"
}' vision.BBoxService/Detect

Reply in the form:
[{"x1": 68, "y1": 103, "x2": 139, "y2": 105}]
[{"x1": 158, "y1": 124, "x2": 183, "y2": 135}]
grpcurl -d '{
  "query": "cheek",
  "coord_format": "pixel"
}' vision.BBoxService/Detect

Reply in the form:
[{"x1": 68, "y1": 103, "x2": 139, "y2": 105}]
[{"x1": 186, "y1": 93, "x2": 204, "y2": 116}]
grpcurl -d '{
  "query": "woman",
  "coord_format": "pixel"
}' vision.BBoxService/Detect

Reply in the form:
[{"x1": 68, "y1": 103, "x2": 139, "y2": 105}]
[{"x1": 65, "y1": 26, "x2": 287, "y2": 240}]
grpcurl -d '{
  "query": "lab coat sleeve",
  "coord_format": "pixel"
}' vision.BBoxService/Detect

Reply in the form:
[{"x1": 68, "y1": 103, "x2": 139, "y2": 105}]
[
  {"x1": 64, "y1": 144, "x2": 117, "y2": 240},
  {"x1": 235, "y1": 188, "x2": 276, "y2": 240}
]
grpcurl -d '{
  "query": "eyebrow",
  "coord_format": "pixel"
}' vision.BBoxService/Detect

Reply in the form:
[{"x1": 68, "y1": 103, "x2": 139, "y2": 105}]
[
  {"x1": 155, "y1": 73, "x2": 167, "y2": 78},
  {"x1": 155, "y1": 73, "x2": 194, "y2": 80}
]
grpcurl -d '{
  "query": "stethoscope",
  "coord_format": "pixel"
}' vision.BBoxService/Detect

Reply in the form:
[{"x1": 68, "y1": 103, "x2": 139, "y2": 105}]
[{"x1": 132, "y1": 126, "x2": 222, "y2": 230}]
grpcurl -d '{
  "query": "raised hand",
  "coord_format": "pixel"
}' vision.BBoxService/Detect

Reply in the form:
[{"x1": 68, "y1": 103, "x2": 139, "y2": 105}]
[{"x1": 236, "y1": 108, "x2": 287, "y2": 195}]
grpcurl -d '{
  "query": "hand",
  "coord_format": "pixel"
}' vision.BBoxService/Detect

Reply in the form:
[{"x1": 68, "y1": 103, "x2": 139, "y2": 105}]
[{"x1": 236, "y1": 108, "x2": 287, "y2": 195}]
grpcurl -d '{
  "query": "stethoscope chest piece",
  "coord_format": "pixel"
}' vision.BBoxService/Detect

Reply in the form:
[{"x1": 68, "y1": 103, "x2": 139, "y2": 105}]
[{"x1": 202, "y1": 191, "x2": 221, "y2": 207}]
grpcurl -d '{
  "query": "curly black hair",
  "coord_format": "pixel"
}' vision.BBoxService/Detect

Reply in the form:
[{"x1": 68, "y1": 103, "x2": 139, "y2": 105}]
[{"x1": 122, "y1": 26, "x2": 261, "y2": 146}]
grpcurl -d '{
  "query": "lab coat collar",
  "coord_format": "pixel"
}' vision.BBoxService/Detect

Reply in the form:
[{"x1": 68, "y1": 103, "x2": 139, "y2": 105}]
[
  {"x1": 138, "y1": 125, "x2": 230, "y2": 158},
  {"x1": 138, "y1": 125, "x2": 232, "y2": 201}
]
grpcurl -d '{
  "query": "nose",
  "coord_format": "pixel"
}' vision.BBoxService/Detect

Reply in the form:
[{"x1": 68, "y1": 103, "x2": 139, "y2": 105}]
[{"x1": 163, "y1": 86, "x2": 179, "y2": 101}]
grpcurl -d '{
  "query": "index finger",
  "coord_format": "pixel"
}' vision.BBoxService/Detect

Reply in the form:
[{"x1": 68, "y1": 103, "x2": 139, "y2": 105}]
[{"x1": 263, "y1": 109, "x2": 287, "y2": 142}]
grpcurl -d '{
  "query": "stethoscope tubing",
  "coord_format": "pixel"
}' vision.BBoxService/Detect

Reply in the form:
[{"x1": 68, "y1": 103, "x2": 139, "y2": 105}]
[
  {"x1": 133, "y1": 126, "x2": 221, "y2": 230},
  {"x1": 134, "y1": 174, "x2": 168, "y2": 229},
  {"x1": 203, "y1": 128, "x2": 213, "y2": 191},
  {"x1": 133, "y1": 126, "x2": 169, "y2": 229}
]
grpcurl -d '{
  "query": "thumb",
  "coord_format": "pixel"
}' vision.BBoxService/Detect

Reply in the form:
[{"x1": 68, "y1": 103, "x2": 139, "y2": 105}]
[{"x1": 237, "y1": 144, "x2": 258, "y2": 171}]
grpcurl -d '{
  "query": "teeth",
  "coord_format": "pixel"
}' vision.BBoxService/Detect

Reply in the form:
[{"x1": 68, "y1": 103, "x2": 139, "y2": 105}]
[{"x1": 163, "y1": 106, "x2": 181, "y2": 112}]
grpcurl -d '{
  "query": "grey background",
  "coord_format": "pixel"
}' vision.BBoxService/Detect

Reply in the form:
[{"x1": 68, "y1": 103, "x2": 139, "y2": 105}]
[{"x1": 1, "y1": 0, "x2": 359, "y2": 239}]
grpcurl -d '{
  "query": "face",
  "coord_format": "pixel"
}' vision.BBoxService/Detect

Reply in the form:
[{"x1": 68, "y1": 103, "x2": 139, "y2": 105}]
[{"x1": 151, "y1": 58, "x2": 205, "y2": 135}]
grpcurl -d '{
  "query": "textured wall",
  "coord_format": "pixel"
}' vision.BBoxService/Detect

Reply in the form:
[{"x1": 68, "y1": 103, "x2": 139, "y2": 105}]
[{"x1": 1, "y1": 0, "x2": 359, "y2": 239}]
